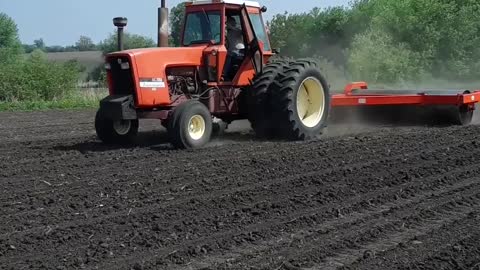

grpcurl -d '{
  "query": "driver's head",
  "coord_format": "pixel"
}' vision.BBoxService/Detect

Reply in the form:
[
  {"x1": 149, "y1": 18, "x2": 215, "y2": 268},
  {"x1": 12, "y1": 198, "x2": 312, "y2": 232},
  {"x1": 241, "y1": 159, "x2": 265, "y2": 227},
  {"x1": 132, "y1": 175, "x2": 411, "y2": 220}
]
[{"x1": 226, "y1": 16, "x2": 237, "y2": 30}]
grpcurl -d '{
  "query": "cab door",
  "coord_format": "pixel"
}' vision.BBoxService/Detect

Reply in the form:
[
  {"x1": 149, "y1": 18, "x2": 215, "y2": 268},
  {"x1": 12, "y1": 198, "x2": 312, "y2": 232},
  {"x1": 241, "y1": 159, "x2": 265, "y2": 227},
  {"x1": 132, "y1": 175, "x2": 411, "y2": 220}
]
[
  {"x1": 240, "y1": 4, "x2": 263, "y2": 75},
  {"x1": 227, "y1": 4, "x2": 265, "y2": 85}
]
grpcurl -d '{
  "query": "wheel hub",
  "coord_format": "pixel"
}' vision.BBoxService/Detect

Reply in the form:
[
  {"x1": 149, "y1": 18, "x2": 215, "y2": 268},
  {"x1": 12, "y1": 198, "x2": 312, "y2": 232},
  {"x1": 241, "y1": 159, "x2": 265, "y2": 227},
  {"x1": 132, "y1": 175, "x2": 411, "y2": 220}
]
[
  {"x1": 188, "y1": 115, "x2": 206, "y2": 140},
  {"x1": 296, "y1": 77, "x2": 325, "y2": 128},
  {"x1": 113, "y1": 120, "x2": 132, "y2": 135}
]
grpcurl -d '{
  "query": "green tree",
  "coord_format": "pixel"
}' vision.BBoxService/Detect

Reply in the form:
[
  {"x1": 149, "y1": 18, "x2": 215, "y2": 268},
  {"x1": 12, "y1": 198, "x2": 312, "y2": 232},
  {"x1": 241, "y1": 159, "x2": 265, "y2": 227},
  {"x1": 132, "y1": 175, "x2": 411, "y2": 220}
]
[
  {"x1": 0, "y1": 49, "x2": 82, "y2": 101},
  {"x1": 0, "y1": 14, "x2": 83, "y2": 102},
  {"x1": 98, "y1": 32, "x2": 156, "y2": 54},
  {"x1": 33, "y1": 38, "x2": 45, "y2": 50},
  {"x1": 268, "y1": 7, "x2": 354, "y2": 64},
  {"x1": 355, "y1": 0, "x2": 480, "y2": 81},
  {"x1": 46, "y1": 45, "x2": 66, "y2": 53},
  {"x1": 307, "y1": 7, "x2": 353, "y2": 64},
  {"x1": 76, "y1": 35, "x2": 96, "y2": 51},
  {"x1": 22, "y1": 44, "x2": 37, "y2": 53},
  {"x1": 268, "y1": 0, "x2": 480, "y2": 83},
  {"x1": 170, "y1": 2, "x2": 186, "y2": 46},
  {"x1": 0, "y1": 13, "x2": 22, "y2": 63},
  {"x1": 268, "y1": 12, "x2": 314, "y2": 57},
  {"x1": 347, "y1": 28, "x2": 424, "y2": 83}
]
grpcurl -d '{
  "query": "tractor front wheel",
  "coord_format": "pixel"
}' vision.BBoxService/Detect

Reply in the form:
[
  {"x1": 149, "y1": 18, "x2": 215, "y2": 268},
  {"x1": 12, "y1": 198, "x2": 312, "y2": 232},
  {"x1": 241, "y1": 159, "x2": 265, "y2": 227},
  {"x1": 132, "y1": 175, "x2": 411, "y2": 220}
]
[
  {"x1": 95, "y1": 110, "x2": 139, "y2": 144},
  {"x1": 168, "y1": 100, "x2": 213, "y2": 149}
]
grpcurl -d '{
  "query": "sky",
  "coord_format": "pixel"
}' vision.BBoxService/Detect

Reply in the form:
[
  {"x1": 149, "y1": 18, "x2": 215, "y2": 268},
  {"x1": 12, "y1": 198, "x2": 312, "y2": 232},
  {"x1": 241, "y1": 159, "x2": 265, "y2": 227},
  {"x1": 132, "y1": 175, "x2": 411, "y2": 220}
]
[{"x1": 0, "y1": 0, "x2": 351, "y2": 46}]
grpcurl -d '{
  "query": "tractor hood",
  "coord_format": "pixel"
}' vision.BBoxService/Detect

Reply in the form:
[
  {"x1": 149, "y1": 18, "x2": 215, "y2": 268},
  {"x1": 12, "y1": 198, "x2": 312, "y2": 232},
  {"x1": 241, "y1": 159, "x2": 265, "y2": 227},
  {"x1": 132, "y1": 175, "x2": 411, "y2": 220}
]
[
  {"x1": 104, "y1": 46, "x2": 208, "y2": 108},
  {"x1": 106, "y1": 46, "x2": 206, "y2": 68}
]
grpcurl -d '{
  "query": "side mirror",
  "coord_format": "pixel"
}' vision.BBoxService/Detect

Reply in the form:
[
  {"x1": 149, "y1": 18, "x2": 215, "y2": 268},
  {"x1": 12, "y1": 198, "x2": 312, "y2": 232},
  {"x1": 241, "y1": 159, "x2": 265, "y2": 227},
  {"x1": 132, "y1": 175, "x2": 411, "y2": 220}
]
[
  {"x1": 261, "y1": 6, "x2": 267, "y2": 13},
  {"x1": 272, "y1": 48, "x2": 280, "y2": 54}
]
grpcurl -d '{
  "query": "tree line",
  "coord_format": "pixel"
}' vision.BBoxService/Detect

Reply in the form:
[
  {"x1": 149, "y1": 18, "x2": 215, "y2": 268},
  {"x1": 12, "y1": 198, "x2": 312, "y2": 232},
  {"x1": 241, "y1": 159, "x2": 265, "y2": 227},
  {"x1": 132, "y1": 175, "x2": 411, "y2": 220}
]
[
  {"x1": 266, "y1": 0, "x2": 480, "y2": 84},
  {"x1": 167, "y1": 0, "x2": 480, "y2": 84},
  {"x1": 2, "y1": 0, "x2": 479, "y2": 104},
  {"x1": 19, "y1": 2, "x2": 186, "y2": 55},
  {"x1": 22, "y1": 34, "x2": 156, "y2": 54},
  {"x1": 22, "y1": 36, "x2": 97, "y2": 53}
]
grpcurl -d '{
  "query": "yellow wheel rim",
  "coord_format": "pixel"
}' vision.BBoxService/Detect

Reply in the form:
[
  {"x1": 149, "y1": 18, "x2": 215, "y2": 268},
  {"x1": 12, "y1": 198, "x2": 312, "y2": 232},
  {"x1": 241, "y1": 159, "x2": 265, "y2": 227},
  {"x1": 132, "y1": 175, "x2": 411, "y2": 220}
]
[
  {"x1": 188, "y1": 115, "x2": 206, "y2": 140},
  {"x1": 296, "y1": 77, "x2": 325, "y2": 128}
]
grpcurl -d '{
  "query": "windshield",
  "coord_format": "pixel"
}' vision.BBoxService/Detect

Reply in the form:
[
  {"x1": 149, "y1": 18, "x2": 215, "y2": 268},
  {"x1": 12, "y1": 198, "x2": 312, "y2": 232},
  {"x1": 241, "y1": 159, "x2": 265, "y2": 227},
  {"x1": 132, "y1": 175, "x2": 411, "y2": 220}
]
[{"x1": 183, "y1": 10, "x2": 221, "y2": 46}]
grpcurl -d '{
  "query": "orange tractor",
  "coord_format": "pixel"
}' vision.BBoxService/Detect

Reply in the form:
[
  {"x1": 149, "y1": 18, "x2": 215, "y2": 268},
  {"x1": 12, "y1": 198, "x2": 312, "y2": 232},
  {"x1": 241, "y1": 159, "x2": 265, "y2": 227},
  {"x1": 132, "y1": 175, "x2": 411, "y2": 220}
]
[
  {"x1": 96, "y1": 0, "x2": 330, "y2": 148},
  {"x1": 95, "y1": 0, "x2": 480, "y2": 149}
]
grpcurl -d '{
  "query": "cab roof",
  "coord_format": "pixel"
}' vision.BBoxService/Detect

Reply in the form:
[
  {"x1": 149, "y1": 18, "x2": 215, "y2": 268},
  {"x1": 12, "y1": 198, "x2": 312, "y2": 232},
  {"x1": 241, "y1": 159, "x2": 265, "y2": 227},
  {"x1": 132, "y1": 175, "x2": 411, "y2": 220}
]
[{"x1": 187, "y1": 0, "x2": 260, "y2": 8}]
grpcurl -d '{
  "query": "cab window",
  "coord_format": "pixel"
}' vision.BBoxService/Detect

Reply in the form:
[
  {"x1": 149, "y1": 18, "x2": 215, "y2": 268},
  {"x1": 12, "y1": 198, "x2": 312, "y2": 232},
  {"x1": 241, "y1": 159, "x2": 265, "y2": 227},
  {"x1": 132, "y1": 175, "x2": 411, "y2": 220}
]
[
  {"x1": 183, "y1": 11, "x2": 221, "y2": 46},
  {"x1": 249, "y1": 13, "x2": 270, "y2": 51}
]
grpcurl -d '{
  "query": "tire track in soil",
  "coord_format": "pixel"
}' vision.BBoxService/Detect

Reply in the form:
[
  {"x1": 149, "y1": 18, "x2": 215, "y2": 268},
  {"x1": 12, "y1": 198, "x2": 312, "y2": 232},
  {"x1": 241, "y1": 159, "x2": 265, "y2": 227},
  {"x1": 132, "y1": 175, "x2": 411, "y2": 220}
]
[
  {"x1": 0, "y1": 129, "x2": 459, "y2": 221},
  {"x1": 1, "y1": 123, "x2": 474, "y2": 210},
  {"x1": 292, "y1": 181, "x2": 480, "y2": 270},
  {"x1": 97, "y1": 169, "x2": 480, "y2": 270},
  {"x1": 0, "y1": 133, "x2": 468, "y2": 211},
  {"x1": 0, "y1": 125, "x2": 448, "y2": 175},
  {"x1": 0, "y1": 139, "x2": 474, "y2": 215},
  {"x1": 341, "y1": 213, "x2": 480, "y2": 270},
  {"x1": 1, "y1": 131, "x2": 477, "y2": 238},
  {"x1": 2, "y1": 135, "x2": 479, "y2": 269},
  {"x1": 0, "y1": 125, "x2": 464, "y2": 188},
  {"x1": 1, "y1": 110, "x2": 480, "y2": 269},
  {"x1": 167, "y1": 179, "x2": 480, "y2": 270}
]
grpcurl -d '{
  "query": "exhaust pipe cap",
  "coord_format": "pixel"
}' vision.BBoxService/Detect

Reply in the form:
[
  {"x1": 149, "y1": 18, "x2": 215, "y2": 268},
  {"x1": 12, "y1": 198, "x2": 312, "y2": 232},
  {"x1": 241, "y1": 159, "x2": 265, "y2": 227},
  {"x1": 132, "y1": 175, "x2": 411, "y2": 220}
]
[{"x1": 113, "y1": 17, "x2": 128, "y2": 28}]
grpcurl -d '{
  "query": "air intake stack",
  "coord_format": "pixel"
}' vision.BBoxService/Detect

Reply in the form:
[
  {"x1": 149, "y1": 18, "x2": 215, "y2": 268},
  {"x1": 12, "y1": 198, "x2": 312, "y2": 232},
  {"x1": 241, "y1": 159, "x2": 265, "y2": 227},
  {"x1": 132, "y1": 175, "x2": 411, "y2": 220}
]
[
  {"x1": 158, "y1": 0, "x2": 169, "y2": 47},
  {"x1": 113, "y1": 17, "x2": 128, "y2": 51}
]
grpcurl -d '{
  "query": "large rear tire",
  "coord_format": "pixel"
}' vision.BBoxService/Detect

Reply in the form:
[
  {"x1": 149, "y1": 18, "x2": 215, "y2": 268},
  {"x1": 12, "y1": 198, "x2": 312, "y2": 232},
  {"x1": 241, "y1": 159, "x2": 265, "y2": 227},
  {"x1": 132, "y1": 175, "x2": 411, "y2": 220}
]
[
  {"x1": 270, "y1": 59, "x2": 330, "y2": 140},
  {"x1": 246, "y1": 59, "x2": 291, "y2": 138},
  {"x1": 95, "y1": 109, "x2": 139, "y2": 144},
  {"x1": 168, "y1": 100, "x2": 213, "y2": 149}
]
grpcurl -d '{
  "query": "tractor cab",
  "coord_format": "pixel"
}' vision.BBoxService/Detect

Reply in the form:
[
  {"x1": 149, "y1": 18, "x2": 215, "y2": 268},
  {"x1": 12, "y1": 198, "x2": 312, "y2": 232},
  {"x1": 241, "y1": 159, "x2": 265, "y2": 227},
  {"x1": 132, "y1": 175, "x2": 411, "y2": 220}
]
[{"x1": 182, "y1": 0, "x2": 272, "y2": 83}]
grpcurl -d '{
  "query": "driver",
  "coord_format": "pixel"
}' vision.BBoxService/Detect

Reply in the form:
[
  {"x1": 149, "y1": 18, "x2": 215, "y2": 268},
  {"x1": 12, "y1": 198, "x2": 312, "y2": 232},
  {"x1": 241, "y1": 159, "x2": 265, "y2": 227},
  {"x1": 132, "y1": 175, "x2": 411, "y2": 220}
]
[
  {"x1": 226, "y1": 16, "x2": 244, "y2": 51},
  {"x1": 223, "y1": 16, "x2": 245, "y2": 80}
]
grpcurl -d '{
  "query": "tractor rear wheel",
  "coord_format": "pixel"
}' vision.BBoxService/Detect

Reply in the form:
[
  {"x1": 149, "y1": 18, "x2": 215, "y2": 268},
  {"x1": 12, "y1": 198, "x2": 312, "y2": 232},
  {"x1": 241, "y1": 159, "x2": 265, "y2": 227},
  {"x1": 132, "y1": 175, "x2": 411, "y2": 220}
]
[
  {"x1": 95, "y1": 109, "x2": 139, "y2": 144},
  {"x1": 247, "y1": 59, "x2": 291, "y2": 138},
  {"x1": 168, "y1": 100, "x2": 212, "y2": 149},
  {"x1": 270, "y1": 59, "x2": 330, "y2": 140}
]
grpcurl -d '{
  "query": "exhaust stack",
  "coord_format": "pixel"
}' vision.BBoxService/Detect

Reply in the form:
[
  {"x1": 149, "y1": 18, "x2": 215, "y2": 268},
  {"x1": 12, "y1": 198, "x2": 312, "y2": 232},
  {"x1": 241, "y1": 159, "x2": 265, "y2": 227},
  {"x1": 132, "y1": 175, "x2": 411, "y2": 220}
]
[
  {"x1": 158, "y1": 0, "x2": 169, "y2": 47},
  {"x1": 113, "y1": 17, "x2": 128, "y2": 51}
]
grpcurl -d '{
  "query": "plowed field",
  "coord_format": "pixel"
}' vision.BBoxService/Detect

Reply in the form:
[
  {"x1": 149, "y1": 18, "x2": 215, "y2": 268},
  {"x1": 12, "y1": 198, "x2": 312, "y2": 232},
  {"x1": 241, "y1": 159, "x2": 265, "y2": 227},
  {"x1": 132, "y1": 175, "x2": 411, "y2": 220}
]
[{"x1": 1, "y1": 109, "x2": 480, "y2": 270}]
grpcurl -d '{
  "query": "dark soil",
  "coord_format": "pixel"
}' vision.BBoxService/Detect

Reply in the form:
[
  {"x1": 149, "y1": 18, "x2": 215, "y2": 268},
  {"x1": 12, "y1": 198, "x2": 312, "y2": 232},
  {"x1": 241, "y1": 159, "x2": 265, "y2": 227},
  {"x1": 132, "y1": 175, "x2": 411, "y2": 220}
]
[{"x1": 1, "y1": 109, "x2": 480, "y2": 270}]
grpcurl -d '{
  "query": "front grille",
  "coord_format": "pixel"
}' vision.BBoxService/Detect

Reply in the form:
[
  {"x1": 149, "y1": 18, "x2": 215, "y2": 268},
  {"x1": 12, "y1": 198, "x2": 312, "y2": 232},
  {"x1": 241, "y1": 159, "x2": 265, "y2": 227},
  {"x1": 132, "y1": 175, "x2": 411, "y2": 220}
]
[{"x1": 108, "y1": 56, "x2": 135, "y2": 95}]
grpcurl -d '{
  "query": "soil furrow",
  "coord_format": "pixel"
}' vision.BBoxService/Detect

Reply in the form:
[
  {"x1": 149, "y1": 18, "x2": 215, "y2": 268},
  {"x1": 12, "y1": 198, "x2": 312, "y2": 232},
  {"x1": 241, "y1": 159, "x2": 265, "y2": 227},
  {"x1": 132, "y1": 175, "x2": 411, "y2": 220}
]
[
  {"x1": 2, "y1": 134, "x2": 478, "y2": 237},
  {"x1": 1, "y1": 110, "x2": 480, "y2": 269}
]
